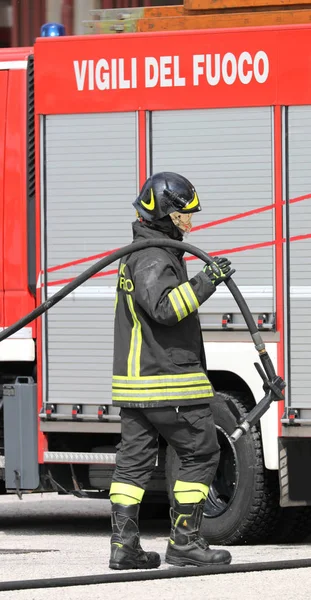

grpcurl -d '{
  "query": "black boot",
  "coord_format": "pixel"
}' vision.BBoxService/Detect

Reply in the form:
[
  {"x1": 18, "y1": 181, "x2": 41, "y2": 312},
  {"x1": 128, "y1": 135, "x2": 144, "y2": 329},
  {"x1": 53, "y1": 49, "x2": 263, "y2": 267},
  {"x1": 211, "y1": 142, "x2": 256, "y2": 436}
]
[
  {"x1": 165, "y1": 499, "x2": 232, "y2": 567},
  {"x1": 109, "y1": 503, "x2": 161, "y2": 570}
]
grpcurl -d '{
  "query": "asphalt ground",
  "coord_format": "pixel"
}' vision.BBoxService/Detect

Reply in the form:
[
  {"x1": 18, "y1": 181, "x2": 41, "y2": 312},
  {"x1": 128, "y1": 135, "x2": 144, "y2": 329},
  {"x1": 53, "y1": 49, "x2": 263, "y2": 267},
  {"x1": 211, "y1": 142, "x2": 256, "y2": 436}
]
[{"x1": 0, "y1": 494, "x2": 310, "y2": 599}]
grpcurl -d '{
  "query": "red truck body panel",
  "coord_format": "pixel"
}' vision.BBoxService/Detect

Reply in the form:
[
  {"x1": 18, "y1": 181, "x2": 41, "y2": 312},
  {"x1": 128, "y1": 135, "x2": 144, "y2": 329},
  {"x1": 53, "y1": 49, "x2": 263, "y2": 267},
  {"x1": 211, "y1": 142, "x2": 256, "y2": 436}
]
[
  {"x1": 4, "y1": 69, "x2": 35, "y2": 333},
  {"x1": 0, "y1": 71, "x2": 8, "y2": 334},
  {"x1": 0, "y1": 49, "x2": 35, "y2": 337},
  {"x1": 34, "y1": 25, "x2": 311, "y2": 114}
]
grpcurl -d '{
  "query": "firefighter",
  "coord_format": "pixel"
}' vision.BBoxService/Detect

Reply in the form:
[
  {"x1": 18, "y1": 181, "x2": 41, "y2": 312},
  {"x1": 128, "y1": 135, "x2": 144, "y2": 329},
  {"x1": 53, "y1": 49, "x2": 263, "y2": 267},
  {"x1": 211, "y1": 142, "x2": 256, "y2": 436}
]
[{"x1": 109, "y1": 172, "x2": 234, "y2": 570}]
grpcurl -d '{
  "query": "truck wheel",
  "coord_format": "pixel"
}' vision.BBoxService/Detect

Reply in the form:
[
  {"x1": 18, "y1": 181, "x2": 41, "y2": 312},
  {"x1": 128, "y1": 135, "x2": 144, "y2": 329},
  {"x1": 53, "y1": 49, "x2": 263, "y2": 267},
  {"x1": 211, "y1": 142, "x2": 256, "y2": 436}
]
[
  {"x1": 165, "y1": 392, "x2": 280, "y2": 545},
  {"x1": 266, "y1": 506, "x2": 311, "y2": 543}
]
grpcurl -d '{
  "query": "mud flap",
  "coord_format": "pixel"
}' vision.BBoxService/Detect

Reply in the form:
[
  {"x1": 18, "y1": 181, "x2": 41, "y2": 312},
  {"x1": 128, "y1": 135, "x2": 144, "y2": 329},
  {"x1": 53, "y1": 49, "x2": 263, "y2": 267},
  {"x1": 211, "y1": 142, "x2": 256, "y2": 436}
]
[
  {"x1": 3, "y1": 377, "x2": 39, "y2": 492},
  {"x1": 279, "y1": 437, "x2": 311, "y2": 507}
]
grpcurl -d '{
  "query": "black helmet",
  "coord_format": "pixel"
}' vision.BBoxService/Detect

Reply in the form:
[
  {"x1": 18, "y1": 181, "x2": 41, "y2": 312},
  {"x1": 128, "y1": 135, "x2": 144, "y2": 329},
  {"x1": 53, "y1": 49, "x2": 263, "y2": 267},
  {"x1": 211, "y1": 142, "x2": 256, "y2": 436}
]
[{"x1": 133, "y1": 172, "x2": 201, "y2": 221}]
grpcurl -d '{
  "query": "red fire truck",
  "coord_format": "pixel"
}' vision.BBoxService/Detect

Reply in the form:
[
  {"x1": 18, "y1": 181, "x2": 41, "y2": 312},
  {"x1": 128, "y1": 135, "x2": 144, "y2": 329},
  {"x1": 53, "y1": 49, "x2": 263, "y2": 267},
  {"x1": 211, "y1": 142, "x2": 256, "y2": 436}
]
[{"x1": 0, "y1": 21, "x2": 311, "y2": 545}]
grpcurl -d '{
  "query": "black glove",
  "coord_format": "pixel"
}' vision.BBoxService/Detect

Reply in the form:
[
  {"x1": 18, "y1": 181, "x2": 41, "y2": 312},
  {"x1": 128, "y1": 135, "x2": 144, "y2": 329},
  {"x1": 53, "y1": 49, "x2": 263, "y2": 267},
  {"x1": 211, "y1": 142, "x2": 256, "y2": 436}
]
[{"x1": 203, "y1": 256, "x2": 235, "y2": 286}]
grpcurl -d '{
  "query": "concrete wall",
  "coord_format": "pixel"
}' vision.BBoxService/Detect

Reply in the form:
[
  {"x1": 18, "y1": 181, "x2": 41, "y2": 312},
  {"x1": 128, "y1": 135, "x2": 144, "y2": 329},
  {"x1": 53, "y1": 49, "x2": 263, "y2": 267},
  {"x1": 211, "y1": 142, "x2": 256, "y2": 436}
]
[
  {"x1": 46, "y1": 0, "x2": 62, "y2": 24},
  {"x1": 46, "y1": 0, "x2": 101, "y2": 35}
]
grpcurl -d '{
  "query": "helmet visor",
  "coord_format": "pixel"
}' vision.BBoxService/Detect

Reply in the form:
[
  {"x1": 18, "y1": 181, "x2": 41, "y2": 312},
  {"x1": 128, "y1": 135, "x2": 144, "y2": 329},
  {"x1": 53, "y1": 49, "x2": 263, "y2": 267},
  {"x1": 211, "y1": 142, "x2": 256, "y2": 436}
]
[{"x1": 164, "y1": 188, "x2": 201, "y2": 214}]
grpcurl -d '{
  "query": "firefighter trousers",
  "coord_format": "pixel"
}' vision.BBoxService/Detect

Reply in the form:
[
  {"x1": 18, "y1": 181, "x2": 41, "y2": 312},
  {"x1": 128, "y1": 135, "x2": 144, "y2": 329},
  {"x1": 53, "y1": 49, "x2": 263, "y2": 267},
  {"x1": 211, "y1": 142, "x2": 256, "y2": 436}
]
[{"x1": 111, "y1": 403, "x2": 220, "y2": 490}]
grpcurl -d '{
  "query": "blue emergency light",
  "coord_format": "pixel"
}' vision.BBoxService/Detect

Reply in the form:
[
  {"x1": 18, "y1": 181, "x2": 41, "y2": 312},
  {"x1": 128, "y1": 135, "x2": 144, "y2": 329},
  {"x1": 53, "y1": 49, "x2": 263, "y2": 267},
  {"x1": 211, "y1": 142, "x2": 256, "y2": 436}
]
[{"x1": 40, "y1": 23, "x2": 66, "y2": 37}]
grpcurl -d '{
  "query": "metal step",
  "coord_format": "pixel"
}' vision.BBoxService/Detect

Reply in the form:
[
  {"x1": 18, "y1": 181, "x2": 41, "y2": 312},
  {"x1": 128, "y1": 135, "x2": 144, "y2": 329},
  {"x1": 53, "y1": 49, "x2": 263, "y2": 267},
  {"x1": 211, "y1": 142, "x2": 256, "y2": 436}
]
[
  {"x1": 43, "y1": 451, "x2": 159, "y2": 466},
  {"x1": 43, "y1": 451, "x2": 116, "y2": 465}
]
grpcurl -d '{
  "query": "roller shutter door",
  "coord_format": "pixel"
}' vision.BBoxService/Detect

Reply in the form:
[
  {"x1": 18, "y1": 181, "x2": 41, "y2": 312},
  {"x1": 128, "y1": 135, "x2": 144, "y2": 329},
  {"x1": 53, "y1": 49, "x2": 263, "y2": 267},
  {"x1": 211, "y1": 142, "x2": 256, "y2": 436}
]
[
  {"x1": 287, "y1": 106, "x2": 311, "y2": 412},
  {"x1": 43, "y1": 112, "x2": 137, "y2": 414},
  {"x1": 151, "y1": 107, "x2": 274, "y2": 328}
]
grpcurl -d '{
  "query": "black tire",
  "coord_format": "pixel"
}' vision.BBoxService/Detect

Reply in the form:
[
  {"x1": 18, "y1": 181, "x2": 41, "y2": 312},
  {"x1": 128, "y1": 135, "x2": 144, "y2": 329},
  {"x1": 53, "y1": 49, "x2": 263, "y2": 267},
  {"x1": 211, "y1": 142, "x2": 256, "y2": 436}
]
[
  {"x1": 165, "y1": 392, "x2": 280, "y2": 545},
  {"x1": 266, "y1": 506, "x2": 311, "y2": 544}
]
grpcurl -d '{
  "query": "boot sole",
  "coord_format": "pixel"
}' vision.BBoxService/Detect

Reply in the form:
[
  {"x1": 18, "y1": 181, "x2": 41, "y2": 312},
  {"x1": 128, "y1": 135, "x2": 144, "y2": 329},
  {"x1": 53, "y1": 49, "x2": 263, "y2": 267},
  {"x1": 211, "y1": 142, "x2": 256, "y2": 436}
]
[
  {"x1": 109, "y1": 559, "x2": 161, "y2": 570},
  {"x1": 165, "y1": 555, "x2": 232, "y2": 568}
]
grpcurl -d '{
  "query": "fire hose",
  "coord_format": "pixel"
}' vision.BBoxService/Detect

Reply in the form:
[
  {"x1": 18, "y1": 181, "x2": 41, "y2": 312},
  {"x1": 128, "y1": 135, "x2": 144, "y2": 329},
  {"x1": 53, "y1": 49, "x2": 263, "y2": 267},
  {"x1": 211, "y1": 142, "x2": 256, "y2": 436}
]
[
  {"x1": 0, "y1": 238, "x2": 286, "y2": 436},
  {"x1": 0, "y1": 239, "x2": 294, "y2": 591},
  {"x1": 1, "y1": 559, "x2": 311, "y2": 591}
]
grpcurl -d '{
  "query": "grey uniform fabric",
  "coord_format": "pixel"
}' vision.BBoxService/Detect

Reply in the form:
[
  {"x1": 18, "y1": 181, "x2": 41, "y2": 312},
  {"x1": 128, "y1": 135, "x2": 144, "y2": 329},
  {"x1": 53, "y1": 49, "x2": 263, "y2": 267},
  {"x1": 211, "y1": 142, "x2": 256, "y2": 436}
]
[{"x1": 112, "y1": 404, "x2": 220, "y2": 489}]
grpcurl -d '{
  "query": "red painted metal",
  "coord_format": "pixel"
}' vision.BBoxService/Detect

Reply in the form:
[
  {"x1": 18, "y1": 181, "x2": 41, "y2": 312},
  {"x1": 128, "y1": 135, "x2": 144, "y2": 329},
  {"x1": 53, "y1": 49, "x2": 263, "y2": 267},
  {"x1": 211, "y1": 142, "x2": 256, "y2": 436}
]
[
  {"x1": 0, "y1": 48, "x2": 33, "y2": 60},
  {"x1": 3, "y1": 70, "x2": 35, "y2": 333},
  {"x1": 61, "y1": 0, "x2": 74, "y2": 36},
  {"x1": 101, "y1": 0, "x2": 112, "y2": 9},
  {"x1": 0, "y1": 71, "x2": 8, "y2": 331},
  {"x1": 34, "y1": 25, "x2": 311, "y2": 115},
  {"x1": 274, "y1": 105, "x2": 285, "y2": 437}
]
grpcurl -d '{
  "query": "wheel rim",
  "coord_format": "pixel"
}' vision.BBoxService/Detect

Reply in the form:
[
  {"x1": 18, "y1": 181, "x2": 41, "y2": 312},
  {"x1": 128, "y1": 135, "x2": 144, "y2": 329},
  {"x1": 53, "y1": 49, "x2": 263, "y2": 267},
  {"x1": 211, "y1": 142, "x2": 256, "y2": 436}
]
[{"x1": 203, "y1": 425, "x2": 239, "y2": 518}]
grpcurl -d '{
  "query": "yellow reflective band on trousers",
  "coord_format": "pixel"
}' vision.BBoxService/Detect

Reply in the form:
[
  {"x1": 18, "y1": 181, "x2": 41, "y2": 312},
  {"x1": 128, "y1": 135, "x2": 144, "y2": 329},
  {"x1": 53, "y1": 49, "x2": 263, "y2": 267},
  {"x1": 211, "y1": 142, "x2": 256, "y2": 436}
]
[
  {"x1": 173, "y1": 480, "x2": 209, "y2": 504},
  {"x1": 110, "y1": 495, "x2": 138, "y2": 505},
  {"x1": 112, "y1": 373, "x2": 213, "y2": 403},
  {"x1": 126, "y1": 294, "x2": 142, "y2": 378},
  {"x1": 168, "y1": 283, "x2": 199, "y2": 321},
  {"x1": 109, "y1": 482, "x2": 145, "y2": 505}
]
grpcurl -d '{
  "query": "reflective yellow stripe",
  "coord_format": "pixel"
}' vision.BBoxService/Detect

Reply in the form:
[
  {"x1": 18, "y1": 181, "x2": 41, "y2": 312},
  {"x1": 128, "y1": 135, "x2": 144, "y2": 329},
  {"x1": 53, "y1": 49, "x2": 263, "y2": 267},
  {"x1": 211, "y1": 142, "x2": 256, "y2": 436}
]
[
  {"x1": 114, "y1": 291, "x2": 118, "y2": 313},
  {"x1": 112, "y1": 373, "x2": 213, "y2": 401},
  {"x1": 174, "y1": 289, "x2": 188, "y2": 318},
  {"x1": 113, "y1": 385, "x2": 212, "y2": 397},
  {"x1": 178, "y1": 285, "x2": 192, "y2": 313},
  {"x1": 110, "y1": 495, "x2": 139, "y2": 506},
  {"x1": 109, "y1": 482, "x2": 145, "y2": 502},
  {"x1": 112, "y1": 542, "x2": 123, "y2": 547},
  {"x1": 175, "y1": 491, "x2": 207, "y2": 503},
  {"x1": 184, "y1": 282, "x2": 199, "y2": 310},
  {"x1": 173, "y1": 480, "x2": 209, "y2": 497},
  {"x1": 113, "y1": 381, "x2": 208, "y2": 389},
  {"x1": 174, "y1": 481, "x2": 209, "y2": 504},
  {"x1": 181, "y1": 191, "x2": 199, "y2": 212},
  {"x1": 168, "y1": 290, "x2": 182, "y2": 321},
  {"x1": 112, "y1": 392, "x2": 214, "y2": 402},
  {"x1": 126, "y1": 294, "x2": 142, "y2": 378},
  {"x1": 179, "y1": 282, "x2": 199, "y2": 313},
  {"x1": 113, "y1": 373, "x2": 208, "y2": 382}
]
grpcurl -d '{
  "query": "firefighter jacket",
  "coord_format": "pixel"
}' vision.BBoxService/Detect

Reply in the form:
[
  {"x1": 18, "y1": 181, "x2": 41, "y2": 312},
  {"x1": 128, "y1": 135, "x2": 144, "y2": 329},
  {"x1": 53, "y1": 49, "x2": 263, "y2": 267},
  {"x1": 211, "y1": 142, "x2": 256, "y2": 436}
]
[{"x1": 112, "y1": 221, "x2": 216, "y2": 408}]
